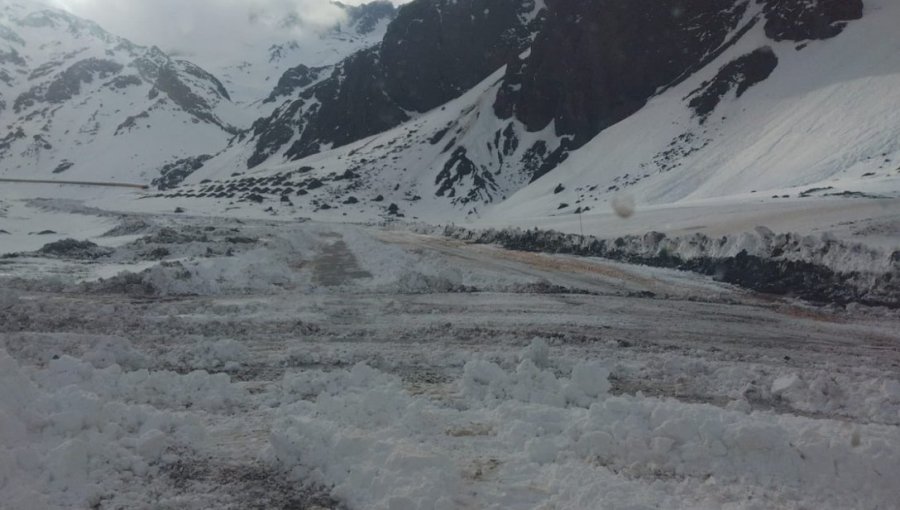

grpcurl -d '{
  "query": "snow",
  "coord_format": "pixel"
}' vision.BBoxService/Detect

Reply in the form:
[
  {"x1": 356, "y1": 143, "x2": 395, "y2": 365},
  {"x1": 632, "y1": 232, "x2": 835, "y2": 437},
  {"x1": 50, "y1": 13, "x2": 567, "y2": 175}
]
[
  {"x1": 0, "y1": 348, "x2": 230, "y2": 509},
  {"x1": 489, "y1": 0, "x2": 900, "y2": 224},
  {"x1": 269, "y1": 342, "x2": 900, "y2": 510},
  {"x1": 0, "y1": 0, "x2": 387, "y2": 186},
  {"x1": 2, "y1": 206, "x2": 899, "y2": 509},
  {"x1": 216, "y1": 15, "x2": 392, "y2": 108},
  {"x1": 0, "y1": 196, "x2": 120, "y2": 254},
  {"x1": 0, "y1": 0, "x2": 245, "y2": 183},
  {"x1": 3, "y1": 0, "x2": 900, "y2": 506},
  {"x1": 97, "y1": 0, "x2": 900, "y2": 261}
]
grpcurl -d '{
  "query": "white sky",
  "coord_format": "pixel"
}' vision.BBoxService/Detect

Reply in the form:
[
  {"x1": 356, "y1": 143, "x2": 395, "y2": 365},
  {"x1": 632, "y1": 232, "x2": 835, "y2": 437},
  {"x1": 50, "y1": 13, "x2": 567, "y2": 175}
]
[{"x1": 47, "y1": 0, "x2": 406, "y2": 64}]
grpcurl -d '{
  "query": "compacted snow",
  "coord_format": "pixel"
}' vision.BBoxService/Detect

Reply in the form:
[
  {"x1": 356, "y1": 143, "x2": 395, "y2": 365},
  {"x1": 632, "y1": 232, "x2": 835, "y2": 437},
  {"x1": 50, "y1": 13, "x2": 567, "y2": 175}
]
[{"x1": 1, "y1": 197, "x2": 899, "y2": 509}]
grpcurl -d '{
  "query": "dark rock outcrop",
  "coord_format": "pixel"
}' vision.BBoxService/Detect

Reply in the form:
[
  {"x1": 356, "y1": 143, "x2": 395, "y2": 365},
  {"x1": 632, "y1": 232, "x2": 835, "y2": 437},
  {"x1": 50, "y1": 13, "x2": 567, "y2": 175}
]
[
  {"x1": 495, "y1": 0, "x2": 749, "y2": 148},
  {"x1": 152, "y1": 64, "x2": 234, "y2": 132},
  {"x1": 132, "y1": 47, "x2": 235, "y2": 132},
  {"x1": 152, "y1": 155, "x2": 214, "y2": 190},
  {"x1": 283, "y1": 48, "x2": 409, "y2": 161},
  {"x1": 381, "y1": 0, "x2": 538, "y2": 112},
  {"x1": 14, "y1": 58, "x2": 122, "y2": 112},
  {"x1": 264, "y1": 64, "x2": 324, "y2": 103},
  {"x1": 46, "y1": 58, "x2": 122, "y2": 102},
  {"x1": 247, "y1": 0, "x2": 538, "y2": 169},
  {"x1": 762, "y1": 0, "x2": 863, "y2": 41},
  {"x1": 435, "y1": 147, "x2": 498, "y2": 203},
  {"x1": 176, "y1": 60, "x2": 230, "y2": 100},
  {"x1": 52, "y1": 160, "x2": 74, "y2": 174},
  {"x1": 0, "y1": 128, "x2": 26, "y2": 155},
  {"x1": 688, "y1": 47, "x2": 779, "y2": 120},
  {"x1": 106, "y1": 74, "x2": 142, "y2": 89},
  {"x1": 249, "y1": 48, "x2": 408, "y2": 167},
  {"x1": 38, "y1": 239, "x2": 114, "y2": 260},
  {"x1": 0, "y1": 24, "x2": 25, "y2": 46}
]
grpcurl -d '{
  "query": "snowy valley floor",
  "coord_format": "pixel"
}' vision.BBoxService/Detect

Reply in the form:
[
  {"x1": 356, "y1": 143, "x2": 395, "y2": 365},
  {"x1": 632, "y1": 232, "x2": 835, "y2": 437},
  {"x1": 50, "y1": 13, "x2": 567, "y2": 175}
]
[{"x1": 1, "y1": 200, "x2": 900, "y2": 509}]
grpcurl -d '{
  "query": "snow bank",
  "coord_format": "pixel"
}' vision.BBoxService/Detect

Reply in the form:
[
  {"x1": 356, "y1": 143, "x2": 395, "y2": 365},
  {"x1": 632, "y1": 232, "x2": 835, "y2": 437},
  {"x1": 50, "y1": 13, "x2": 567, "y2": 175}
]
[
  {"x1": 0, "y1": 332, "x2": 148, "y2": 369},
  {"x1": 0, "y1": 349, "x2": 247, "y2": 509},
  {"x1": 164, "y1": 339, "x2": 250, "y2": 372},
  {"x1": 768, "y1": 371, "x2": 900, "y2": 425},
  {"x1": 84, "y1": 246, "x2": 304, "y2": 296},
  {"x1": 268, "y1": 340, "x2": 900, "y2": 509},
  {"x1": 444, "y1": 225, "x2": 900, "y2": 307}
]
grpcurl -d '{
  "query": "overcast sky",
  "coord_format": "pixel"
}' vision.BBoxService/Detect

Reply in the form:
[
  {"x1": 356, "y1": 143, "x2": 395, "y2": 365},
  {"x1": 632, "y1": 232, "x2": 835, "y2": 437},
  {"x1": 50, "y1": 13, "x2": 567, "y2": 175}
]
[{"x1": 47, "y1": 0, "x2": 406, "y2": 65}]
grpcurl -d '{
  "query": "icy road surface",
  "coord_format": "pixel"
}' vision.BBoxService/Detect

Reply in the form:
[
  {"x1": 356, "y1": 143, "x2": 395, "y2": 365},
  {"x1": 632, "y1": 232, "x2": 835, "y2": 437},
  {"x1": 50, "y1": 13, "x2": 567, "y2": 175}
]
[{"x1": 1, "y1": 210, "x2": 899, "y2": 509}]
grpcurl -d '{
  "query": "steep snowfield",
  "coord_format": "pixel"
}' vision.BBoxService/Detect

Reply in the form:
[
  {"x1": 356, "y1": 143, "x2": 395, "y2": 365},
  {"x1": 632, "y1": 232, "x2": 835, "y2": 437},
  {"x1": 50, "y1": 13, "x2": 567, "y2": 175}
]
[{"x1": 489, "y1": 0, "x2": 900, "y2": 220}]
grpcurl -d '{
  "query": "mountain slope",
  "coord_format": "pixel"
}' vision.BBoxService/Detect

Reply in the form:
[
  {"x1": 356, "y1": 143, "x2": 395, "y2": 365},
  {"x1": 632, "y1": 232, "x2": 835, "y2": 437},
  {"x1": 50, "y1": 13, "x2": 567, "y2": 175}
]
[
  {"x1": 490, "y1": 0, "x2": 899, "y2": 221},
  {"x1": 213, "y1": 1, "x2": 397, "y2": 108},
  {"x1": 215, "y1": 0, "x2": 544, "y2": 173},
  {"x1": 0, "y1": 0, "x2": 245, "y2": 182},
  {"x1": 146, "y1": 0, "x2": 898, "y2": 228}
]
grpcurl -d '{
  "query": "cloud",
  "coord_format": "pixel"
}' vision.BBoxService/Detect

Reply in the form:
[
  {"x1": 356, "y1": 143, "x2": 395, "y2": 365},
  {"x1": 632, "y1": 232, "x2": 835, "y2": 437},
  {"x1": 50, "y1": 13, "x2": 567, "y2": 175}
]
[{"x1": 48, "y1": 0, "x2": 403, "y2": 67}]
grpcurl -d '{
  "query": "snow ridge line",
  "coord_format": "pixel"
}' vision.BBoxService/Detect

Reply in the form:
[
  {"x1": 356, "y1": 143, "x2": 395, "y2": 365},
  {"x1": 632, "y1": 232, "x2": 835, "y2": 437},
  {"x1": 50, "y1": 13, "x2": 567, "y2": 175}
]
[{"x1": 442, "y1": 226, "x2": 900, "y2": 309}]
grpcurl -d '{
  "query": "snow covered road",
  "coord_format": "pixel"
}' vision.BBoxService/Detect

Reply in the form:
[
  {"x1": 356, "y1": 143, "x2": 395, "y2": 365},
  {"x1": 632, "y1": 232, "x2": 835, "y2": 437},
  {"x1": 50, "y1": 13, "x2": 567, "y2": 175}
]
[{"x1": 1, "y1": 209, "x2": 899, "y2": 509}]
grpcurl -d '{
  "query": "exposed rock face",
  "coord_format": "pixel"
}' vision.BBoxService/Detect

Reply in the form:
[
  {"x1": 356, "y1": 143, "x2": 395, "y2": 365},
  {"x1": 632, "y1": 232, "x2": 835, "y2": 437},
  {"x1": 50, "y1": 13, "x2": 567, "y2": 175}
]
[
  {"x1": 688, "y1": 47, "x2": 779, "y2": 120},
  {"x1": 495, "y1": 0, "x2": 749, "y2": 148},
  {"x1": 247, "y1": 0, "x2": 868, "y2": 180},
  {"x1": 131, "y1": 48, "x2": 235, "y2": 133},
  {"x1": 106, "y1": 75, "x2": 142, "y2": 90},
  {"x1": 152, "y1": 155, "x2": 214, "y2": 190},
  {"x1": 37, "y1": 239, "x2": 114, "y2": 260},
  {"x1": 0, "y1": 3, "x2": 239, "y2": 182},
  {"x1": 246, "y1": 0, "x2": 538, "y2": 168},
  {"x1": 152, "y1": 64, "x2": 234, "y2": 133},
  {"x1": 264, "y1": 64, "x2": 324, "y2": 104},
  {"x1": 46, "y1": 59, "x2": 123, "y2": 102},
  {"x1": 283, "y1": 47, "x2": 409, "y2": 161},
  {"x1": 435, "y1": 147, "x2": 498, "y2": 203},
  {"x1": 380, "y1": 0, "x2": 539, "y2": 112},
  {"x1": 176, "y1": 60, "x2": 231, "y2": 101},
  {"x1": 52, "y1": 160, "x2": 74, "y2": 174},
  {"x1": 247, "y1": 107, "x2": 300, "y2": 169},
  {"x1": 14, "y1": 58, "x2": 123, "y2": 112},
  {"x1": 248, "y1": 47, "x2": 409, "y2": 167},
  {"x1": 762, "y1": 0, "x2": 864, "y2": 41}
]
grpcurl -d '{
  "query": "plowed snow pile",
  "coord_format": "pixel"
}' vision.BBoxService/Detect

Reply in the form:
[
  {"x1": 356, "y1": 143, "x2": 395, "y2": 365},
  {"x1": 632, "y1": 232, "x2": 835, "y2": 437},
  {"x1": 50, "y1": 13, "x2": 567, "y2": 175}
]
[{"x1": 1, "y1": 207, "x2": 899, "y2": 509}]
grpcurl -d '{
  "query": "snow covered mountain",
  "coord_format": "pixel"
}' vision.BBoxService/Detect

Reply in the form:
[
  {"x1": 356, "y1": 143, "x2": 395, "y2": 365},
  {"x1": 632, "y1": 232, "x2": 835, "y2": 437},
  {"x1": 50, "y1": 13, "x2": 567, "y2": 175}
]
[
  {"x1": 213, "y1": 1, "x2": 397, "y2": 107},
  {"x1": 0, "y1": 0, "x2": 248, "y2": 182},
  {"x1": 3, "y1": 0, "x2": 898, "y2": 227},
  {"x1": 3, "y1": 4, "x2": 900, "y2": 508},
  {"x1": 0, "y1": 0, "x2": 395, "y2": 185},
  {"x1": 231, "y1": 0, "x2": 544, "y2": 170},
  {"x1": 490, "y1": 0, "x2": 900, "y2": 222},
  {"x1": 151, "y1": 0, "x2": 898, "y2": 226}
]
